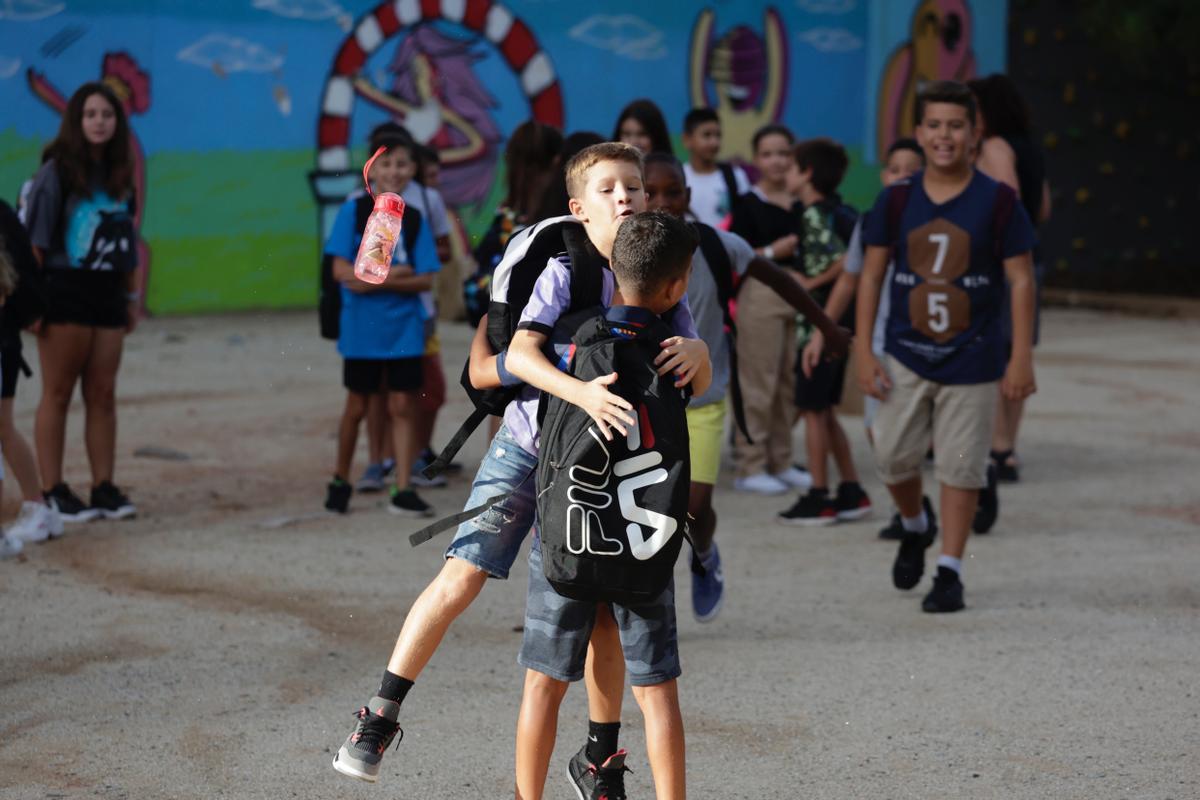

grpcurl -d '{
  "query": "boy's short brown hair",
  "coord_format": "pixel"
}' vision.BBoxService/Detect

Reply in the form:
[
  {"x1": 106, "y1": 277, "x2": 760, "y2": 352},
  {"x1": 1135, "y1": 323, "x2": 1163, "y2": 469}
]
[
  {"x1": 564, "y1": 142, "x2": 644, "y2": 200},
  {"x1": 914, "y1": 80, "x2": 977, "y2": 126},
  {"x1": 793, "y1": 137, "x2": 849, "y2": 197},
  {"x1": 610, "y1": 210, "x2": 697, "y2": 295}
]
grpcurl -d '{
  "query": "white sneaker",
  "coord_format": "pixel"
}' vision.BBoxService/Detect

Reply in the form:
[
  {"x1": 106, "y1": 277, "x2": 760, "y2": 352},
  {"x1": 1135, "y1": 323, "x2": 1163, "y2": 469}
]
[
  {"x1": 8, "y1": 501, "x2": 54, "y2": 543},
  {"x1": 46, "y1": 503, "x2": 64, "y2": 537},
  {"x1": 772, "y1": 466, "x2": 813, "y2": 491},
  {"x1": 733, "y1": 473, "x2": 790, "y2": 495},
  {"x1": 0, "y1": 531, "x2": 22, "y2": 559}
]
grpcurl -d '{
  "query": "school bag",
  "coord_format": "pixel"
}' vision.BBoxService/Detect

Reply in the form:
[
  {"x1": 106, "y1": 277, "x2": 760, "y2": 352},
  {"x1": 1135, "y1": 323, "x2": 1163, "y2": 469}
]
[
  {"x1": 318, "y1": 197, "x2": 423, "y2": 340},
  {"x1": 535, "y1": 306, "x2": 692, "y2": 604},
  {"x1": 718, "y1": 163, "x2": 740, "y2": 211},
  {"x1": 691, "y1": 222, "x2": 753, "y2": 443},
  {"x1": 0, "y1": 199, "x2": 47, "y2": 333},
  {"x1": 419, "y1": 216, "x2": 608, "y2": 480}
]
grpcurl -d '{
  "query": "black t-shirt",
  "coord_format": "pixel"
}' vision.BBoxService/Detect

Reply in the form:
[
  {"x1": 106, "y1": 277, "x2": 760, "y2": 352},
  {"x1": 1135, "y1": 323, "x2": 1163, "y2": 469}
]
[
  {"x1": 1002, "y1": 134, "x2": 1046, "y2": 224},
  {"x1": 0, "y1": 199, "x2": 39, "y2": 345},
  {"x1": 730, "y1": 189, "x2": 800, "y2": 269}
]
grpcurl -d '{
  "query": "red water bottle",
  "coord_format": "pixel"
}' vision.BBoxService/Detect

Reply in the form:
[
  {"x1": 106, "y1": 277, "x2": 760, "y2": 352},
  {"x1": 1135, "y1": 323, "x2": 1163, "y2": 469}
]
[{"x1": 353, "y1": 146, "x2": 406, "y2": 285}]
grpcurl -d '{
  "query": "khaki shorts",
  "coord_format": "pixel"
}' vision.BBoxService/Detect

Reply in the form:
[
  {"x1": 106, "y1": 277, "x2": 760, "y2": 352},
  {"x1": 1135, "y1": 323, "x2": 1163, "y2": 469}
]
[
  {"x1": 871, "y1": 356, "x2": 997, "y2": 490},
  {"x1": 686, "y1": 399, "x2": 726, "y2": 486}
]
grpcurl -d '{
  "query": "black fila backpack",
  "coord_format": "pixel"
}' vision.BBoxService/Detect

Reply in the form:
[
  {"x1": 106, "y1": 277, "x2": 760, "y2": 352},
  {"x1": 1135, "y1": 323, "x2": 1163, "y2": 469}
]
[{"x1": 535, "y1": 307, "x2": 691, "y2": 605}]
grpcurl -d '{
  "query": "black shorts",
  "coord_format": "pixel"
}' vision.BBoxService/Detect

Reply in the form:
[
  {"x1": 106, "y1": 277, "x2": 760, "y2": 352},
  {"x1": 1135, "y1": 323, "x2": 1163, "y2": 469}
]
[
  {"x1": 794, "y1": 353, "x2": 846, "y2": 411},
  {"x1": 1, "y1": 342, "x2": 30, "y2": 399},
  {"x1": 43, "y1": 270, "x2": 128, "y2": 329},
  {"x1": 343, "y1": 357, "x2": 424, "y2": 395}
]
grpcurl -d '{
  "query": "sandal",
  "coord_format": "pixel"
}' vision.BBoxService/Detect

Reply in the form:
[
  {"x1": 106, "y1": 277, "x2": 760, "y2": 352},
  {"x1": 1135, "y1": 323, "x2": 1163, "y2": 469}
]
[{"x1": 989, "y1": 449, "x2": 1019, "y2": 483}]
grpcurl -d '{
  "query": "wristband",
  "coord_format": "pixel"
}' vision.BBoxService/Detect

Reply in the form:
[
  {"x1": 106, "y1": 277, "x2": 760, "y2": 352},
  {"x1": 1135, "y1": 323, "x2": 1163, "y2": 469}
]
[
  {"x1": 495, "y1": 350, "x2": 522, "y2": 388},
  {"x1": 763, "y1": 245, "x2": 776, "y2": 260}
]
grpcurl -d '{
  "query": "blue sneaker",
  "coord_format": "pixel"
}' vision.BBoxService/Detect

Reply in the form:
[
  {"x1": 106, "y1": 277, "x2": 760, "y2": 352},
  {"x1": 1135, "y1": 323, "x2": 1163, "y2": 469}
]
[
  {"x1": 691, "y1": 543, "x2": 724, "y2": 623},
  {"x1": 355, "y1": 463, "x2": 386, "y2": 493}
]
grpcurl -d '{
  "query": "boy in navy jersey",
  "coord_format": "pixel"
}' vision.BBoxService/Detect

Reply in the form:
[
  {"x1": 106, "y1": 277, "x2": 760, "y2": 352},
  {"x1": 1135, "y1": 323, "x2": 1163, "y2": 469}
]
[{"x1": 856, "y1": 81, "x2": 1037, "y2": 613}]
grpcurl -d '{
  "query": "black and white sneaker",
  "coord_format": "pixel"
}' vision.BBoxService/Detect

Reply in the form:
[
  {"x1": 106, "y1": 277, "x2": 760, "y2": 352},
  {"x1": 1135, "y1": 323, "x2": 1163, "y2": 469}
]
[
  {"x1": 973, "y1": 464, "x2": 999, "y2": 534},
  {"x1": 90, "y1": 481, "x2": 136, "y2": 520},
  {"x1": 44, "y1": 483, "x2": 101, "y2": 523},
  {"x1": 892, "y1": 515, "x2": 938, "y2": 590},
  {"x1": 388, "y1": 487, "x2": 433, "y2": 518},
  {"x1": 834, "y1": 481, "x2": 873, "y2": 521},
  {"x1": 332, "y1": 696, "x2": 403, "y2": 783},
  {"x1": 567, "y1": 745, "x2": 630, "y2": 800},
  {"x1": 922, "y1": 566, "x2": 965, "y2": 613},
  {"x1": 778, "y1": 488, "x2": 838, "y2": 526}
]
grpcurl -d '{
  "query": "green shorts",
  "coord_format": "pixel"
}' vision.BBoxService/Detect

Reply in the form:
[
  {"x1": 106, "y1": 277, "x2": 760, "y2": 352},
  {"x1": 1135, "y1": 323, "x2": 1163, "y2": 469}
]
[{"x1": 685, "y1": 399, "x2": 726, "y2": 486}]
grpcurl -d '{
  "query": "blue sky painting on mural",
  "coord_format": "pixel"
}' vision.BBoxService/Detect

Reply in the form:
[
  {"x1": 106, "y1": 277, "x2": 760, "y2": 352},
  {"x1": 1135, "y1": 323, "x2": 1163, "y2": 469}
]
[{"x1": 0, "y1": 0, "x2": 1008, "y2": 313}]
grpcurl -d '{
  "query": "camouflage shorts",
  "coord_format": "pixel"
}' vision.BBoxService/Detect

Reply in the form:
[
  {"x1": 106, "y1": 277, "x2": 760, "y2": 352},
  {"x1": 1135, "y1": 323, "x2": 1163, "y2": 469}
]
[{"x1": 518, "y1": 540, "x2": 680, "y2": 687}]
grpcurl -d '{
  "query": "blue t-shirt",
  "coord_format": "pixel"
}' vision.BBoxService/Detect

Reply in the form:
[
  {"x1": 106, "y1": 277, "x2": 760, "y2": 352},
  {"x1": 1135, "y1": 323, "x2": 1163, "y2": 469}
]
[
  {"x1": 324, "y1": 196, "x2": 440, "y2": 359},
  {"x1": 862, "y1": 170, "x2": 1035, "y2": 385}
]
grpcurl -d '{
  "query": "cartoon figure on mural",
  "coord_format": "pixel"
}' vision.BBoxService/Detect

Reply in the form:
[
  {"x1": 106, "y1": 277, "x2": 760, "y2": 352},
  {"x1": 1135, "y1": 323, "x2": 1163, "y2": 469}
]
[
  {"x1": 27, "y1": 51, "x2": 153, "y2": 312},
  {"x1": 876, "y1": 0, "x2": 976, "y2": 161},
  {"x1": 688, "y1": 7, "x2": 787, "y2": 164},
  {"x1": 352, "y1": 25, "x2": 502, "y2": 210},
  {"x1": 310, "y1": 1, "x2": 563, "y2": 268}
]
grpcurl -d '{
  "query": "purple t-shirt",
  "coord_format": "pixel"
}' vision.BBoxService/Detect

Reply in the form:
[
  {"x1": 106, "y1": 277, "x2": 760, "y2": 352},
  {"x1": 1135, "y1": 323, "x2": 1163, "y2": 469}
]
[{"x1": 503, "y1": 256, "x2": 699, "y2": 455}]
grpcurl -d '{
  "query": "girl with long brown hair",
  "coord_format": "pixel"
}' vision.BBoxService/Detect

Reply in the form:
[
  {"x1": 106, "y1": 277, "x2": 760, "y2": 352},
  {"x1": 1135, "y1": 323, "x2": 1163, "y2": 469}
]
[{"x1": 24, "y1": 81, "x2": 139, "y2": 523}]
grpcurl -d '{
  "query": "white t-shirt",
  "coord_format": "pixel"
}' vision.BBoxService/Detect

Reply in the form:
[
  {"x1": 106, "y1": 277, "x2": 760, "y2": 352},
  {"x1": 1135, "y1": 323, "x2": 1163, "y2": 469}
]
[{"x1": 684, "y1": 162, "x2": 750, "y2": 229}]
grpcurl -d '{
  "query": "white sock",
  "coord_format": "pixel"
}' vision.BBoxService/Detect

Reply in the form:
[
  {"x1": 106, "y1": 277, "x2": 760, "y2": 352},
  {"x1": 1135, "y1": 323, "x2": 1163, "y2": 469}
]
[
  {"x1": 936, "y1": 555, "x2": 962, "y2": 575},
  {"x1": 900, "y1": 511, "x2": 928, "y2": 534}
]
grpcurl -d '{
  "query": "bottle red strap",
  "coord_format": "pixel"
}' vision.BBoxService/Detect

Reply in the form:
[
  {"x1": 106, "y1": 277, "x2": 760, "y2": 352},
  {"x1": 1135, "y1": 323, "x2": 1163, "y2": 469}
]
[{"x1": 362, "y1": 145, "x2": 387, "y2": 199}]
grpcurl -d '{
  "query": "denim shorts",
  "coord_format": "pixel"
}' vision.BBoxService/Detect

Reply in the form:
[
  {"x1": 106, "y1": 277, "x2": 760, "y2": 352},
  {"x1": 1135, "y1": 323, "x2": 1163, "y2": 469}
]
[
  {"x1": 442, "y1": 424, "x2": 538, "y2": 579},
  {"x1": 518, "y1": 540, "x2": 681, "y2": 687}
]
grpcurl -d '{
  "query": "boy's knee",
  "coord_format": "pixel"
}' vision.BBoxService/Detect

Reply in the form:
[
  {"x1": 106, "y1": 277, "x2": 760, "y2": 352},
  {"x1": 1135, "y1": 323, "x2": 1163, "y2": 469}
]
[
  {"x1": 433, "y1": 558, "x2": 489, "y2": 607},
  {"x1": 343, "y1": 392, "x2": 369, "y2": 419},
  {"x1": 632, "y1": 678, "x2": 679, "y2": 706},
  {"x1": 524, "y1": 669, "x2": 569, "y2": 703},
  {"x1": 388, "y1": 391, "x2": 415, "y2": 419}
]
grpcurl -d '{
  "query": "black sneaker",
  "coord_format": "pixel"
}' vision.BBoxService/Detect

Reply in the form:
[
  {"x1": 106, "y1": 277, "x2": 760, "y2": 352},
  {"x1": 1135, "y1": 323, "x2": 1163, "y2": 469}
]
[
  {"x1": 388, "y1": 486, "x2": 434, "y2": 518},
  {"x1": 834, "y1": 482, "x2": 873, "y2": 521},
  {"x1": 878, "y1": 495, "x2": 936, "y2": 540},
  {"x1": 973, "y1": 464, "x2": 999, "y2": 534},
  {"x1": 325, "y1": 477, "x2": 351, "y2": 514},
  {"x1": 921, "y1": 566, "x2": 965, "y2": 613},
  {"x1": 44, "y1": 483, "x2": 101, "y2": 523},
  {"x1": 567, "y1": 745, "x2": 630, "y2": 800},
  {"x1": 892, "y1": 514, "x2": 938, "y2": 590},
  {"x1": 778, "y1": 488, "x2": 838, "y2": 526},
  {"x1": 991, "y1": 449, "x2": 1019, "y2": 483},
  {"x1": 90, "y1": 481, "x2": 136, "y2": 520},
  {"x1": 332, "y1": 696, "x2": 403, "y2": 783}
]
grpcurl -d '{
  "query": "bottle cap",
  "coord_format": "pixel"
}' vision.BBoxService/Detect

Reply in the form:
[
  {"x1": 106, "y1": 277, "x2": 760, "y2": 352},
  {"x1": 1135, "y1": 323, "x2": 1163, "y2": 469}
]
[{"x1": 374, "y1": 192, "x2": 406, "y2": 216}]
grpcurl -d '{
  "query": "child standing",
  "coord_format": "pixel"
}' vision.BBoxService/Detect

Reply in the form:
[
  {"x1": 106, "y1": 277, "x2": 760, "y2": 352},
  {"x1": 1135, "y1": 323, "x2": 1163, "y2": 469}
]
[
  {"x1": 728, "y1": 125, "x2": 809, "y2": 495},
  {"x1": 505, "y1": 210, "x2": 710, "y2": 800},
  {"x1": 681, "y1": 107, "x2": 750, "y2": 229},
  {"x1": 856, "y1": 82, "x2": 1037, "y2": 613},
  {"x1": 778, "y1": 138, "x2": 872, "y2": 525},
  {"x1": 642, "y1": 153, "x2": 849, "y2": 620},
  {"x1": 322, "y1": 131, "x2": 440, "y2": 517}
]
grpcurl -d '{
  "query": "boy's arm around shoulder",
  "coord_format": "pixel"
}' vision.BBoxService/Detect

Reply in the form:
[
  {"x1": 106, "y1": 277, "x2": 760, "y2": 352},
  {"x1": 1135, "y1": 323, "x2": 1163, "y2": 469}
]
[
  {"x1": 468, "y1": 314, "x2": 503, "y2": 390},
  {"x1": 744, "y1": 256, "x2": 850, "y2": 358}
]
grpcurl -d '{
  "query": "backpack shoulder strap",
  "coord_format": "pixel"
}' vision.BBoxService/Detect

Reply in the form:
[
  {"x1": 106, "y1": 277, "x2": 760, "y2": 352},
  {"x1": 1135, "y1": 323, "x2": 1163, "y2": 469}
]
[
  {"x1": 693, "y1": 222, "x2": 734, "y2": 316},
  {"x1": 885, "y1": 181, "x2": 912, "y2": 247},
  {"x1": 562, "y1": 223, "x2": 604, "y2": 313},
  {"x1": 991, "y1": 182, "x2": 1018, "y2": 262},
  {"x1": 400, "y1": 202, "x2": 422, "y2": 256},
  {"x1": 718, "y1": 162, "x2": 739, "y2": 205}
]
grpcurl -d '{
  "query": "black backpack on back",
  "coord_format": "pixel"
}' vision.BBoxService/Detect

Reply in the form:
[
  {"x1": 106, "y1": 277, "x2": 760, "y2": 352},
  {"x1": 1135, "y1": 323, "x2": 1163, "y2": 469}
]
[
  {"x1": 421, "y1": 216, "x2": 606, "y2": 478},
  {"x1": 319, "y1": 196, "x2": 423, "y2": 340},
  {"x1": 536, "y1": 307, "x2": 691, "y2": 605},
  {"x1": 1, "y1": 199, "x2": 47, "y2": 335}
]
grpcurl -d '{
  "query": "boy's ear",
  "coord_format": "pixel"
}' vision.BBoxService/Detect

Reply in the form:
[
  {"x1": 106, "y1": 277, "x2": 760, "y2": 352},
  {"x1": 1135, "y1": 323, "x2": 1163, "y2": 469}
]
[{"x1": 568, "y1": 197, "x2": 587, "y2": 223}]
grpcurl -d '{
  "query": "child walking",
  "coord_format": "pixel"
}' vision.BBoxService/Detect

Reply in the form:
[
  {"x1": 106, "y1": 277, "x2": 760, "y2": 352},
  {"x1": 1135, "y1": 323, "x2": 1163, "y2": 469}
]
[{"x1": 855, "y1": 82, "x2": 1037, "y2": 612}]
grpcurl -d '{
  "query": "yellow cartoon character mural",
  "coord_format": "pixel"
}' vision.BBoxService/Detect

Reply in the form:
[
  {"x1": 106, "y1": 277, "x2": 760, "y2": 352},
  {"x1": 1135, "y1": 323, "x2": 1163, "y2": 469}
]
[
  {"x1": 877, "y1": 0, "x2": 976, "y2": 161},
  {"x1": 689, "y1": 7, "x2": 787, "y2": 163}
]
